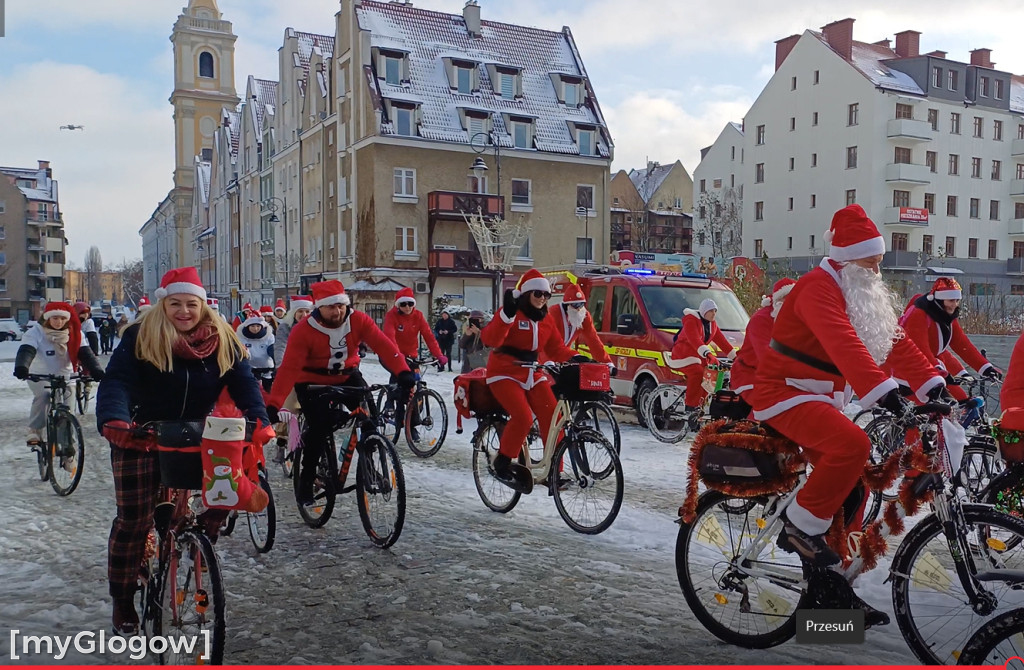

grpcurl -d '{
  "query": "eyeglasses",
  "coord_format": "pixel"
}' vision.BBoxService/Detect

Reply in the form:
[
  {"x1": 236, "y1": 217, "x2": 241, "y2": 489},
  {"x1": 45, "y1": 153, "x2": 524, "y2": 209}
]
[
  {"x1": 565, "y1": 302, "x2": 586, "y2": 309},
  {"x1": 531, "y1": 290, "x2": 552, "y2": 299},
  {"x1": 398, "y1": 302, "x2": 415, "y2": 308}
]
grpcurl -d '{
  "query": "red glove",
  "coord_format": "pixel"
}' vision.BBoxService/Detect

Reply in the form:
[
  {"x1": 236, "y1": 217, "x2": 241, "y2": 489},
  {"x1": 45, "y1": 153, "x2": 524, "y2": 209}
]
[
  {"x1": 102, "y1": 420, "x2": 155, "y2": 451},
  {"x1": 251, "y1": 420, "x2": 277, "y2": 449},
  {"x1": 437, "y1": 355, "x2": 449, "y2": 368},
  {"x1": 706, "y1": 354, "x2": 720, "y2": 367}
]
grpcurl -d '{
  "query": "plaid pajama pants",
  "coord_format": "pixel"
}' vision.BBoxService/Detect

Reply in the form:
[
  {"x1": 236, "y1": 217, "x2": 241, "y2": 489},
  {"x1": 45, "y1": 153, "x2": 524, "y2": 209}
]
[{"x1": 108, "y1": 446, "x2": 160, "y2": 599}]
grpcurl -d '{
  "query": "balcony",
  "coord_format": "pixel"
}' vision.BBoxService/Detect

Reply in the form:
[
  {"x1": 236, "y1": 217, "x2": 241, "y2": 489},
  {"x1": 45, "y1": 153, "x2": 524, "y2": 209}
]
[
  {"x1": 28, "y1": 264, "x2": 44, "y2": 277},
  {"x1": 427, "y1": 249, "x2": 486, "y2": 273},
  {"x1": 45, "y1": 237, "x2": 63, "y2": 252},
  {"x1": 427, "y1": 191, "x2": 504, "y2": 221},
  {"x1": 1011, "y1": 179, "x2": 1024, "y2": 198},
  {"x1": 883, "y1": 250, "x2": 925, "y2": 270},
  {"x1": 259, "y1": 239, "x2": 275, "y2": 257},
  {"x1": 26, "y1": 239, "x2": 43, "y2": 252},
  {"x1": 1008, "y1": 257, "x2": 1024, "y2": 275},
  {"x1": 45, "y1": 288, "x2": 64, "y2": 302},
  {"x1": 883, "y1": 206, "x2": 931, "y2": 227},
  {"x1": 1012, "y1": 138, "x2": 1024, "y2": 158},
  {"x1": 886, "y1": 118, "x2": 935, "y2": 142},
  {"x1": 1009, "y1": 219, "x2": 1024, "y2": 236},
  {"x1": 885, "y1": 162, "x2": 932, "y2": 185},
  {"x1": 45, "y1": 263, "x2": 62, "y2": 277}
]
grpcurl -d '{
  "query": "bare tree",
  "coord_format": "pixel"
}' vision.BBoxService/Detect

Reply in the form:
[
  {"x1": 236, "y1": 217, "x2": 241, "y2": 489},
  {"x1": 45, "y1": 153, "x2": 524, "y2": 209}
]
[
  {"x1": 116, "y1": 258, "x2": 144, "y2": 307},
  {"x1": 620, "y1": 190, "x2": 652, "y2": 252},
  {"x1": 84, "y1": 246, "x2": 103, "y2": 303},
  {"x1": 695, "y1": 189, "x2": 743, "y2": 258}
]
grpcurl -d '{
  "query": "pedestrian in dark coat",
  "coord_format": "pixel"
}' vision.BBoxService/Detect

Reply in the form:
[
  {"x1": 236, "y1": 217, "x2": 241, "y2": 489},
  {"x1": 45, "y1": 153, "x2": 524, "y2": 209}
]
[{"x1": 433, "y1": 311, "x2": 457, "y2": 371}]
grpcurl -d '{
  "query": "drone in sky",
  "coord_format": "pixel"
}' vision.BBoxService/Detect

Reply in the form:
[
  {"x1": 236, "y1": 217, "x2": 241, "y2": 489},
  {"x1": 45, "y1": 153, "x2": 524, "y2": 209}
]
[{"x1": 60, "y1": 124, "x2": 85, "y2": 131}]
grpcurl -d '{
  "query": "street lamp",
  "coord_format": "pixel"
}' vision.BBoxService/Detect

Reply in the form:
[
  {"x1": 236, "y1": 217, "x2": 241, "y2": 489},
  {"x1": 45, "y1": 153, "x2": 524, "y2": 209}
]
[
  {"x1": 256, "y1": 195, "x2": 286, "y2": 290},
  {"x1": 576, "y1": 206, "x2": 591, "y2": 264},
  {"x1": 469, "y1": 131, "x2": 501, "y2": 198}
]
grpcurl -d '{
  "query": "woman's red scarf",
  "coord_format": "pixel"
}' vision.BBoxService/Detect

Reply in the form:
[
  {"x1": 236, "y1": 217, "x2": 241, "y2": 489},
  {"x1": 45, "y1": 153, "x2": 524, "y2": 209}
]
[{"x1": 172, "y1": 322, "x2": 219, "y2": 361}]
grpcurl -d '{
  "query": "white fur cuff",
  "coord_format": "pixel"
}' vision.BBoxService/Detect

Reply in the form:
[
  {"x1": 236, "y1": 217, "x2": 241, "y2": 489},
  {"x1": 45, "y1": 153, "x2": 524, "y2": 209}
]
[{"x1": 697, "y1": 345, "x2": 712, "y2": 358}]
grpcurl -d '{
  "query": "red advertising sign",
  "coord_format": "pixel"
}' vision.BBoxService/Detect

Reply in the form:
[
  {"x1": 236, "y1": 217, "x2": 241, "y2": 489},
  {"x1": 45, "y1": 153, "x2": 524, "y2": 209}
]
[{"x1": 899, "y1": 207, "x2": 929, "y2": 224}]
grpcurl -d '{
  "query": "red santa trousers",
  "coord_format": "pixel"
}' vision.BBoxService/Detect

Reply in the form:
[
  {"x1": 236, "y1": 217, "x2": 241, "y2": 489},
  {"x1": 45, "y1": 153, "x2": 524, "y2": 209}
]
[
  {"x1": 764, "y1": 401, "x2": 872, "y2": 535},
  {"x1": 680, "y1": 363, "x2": 709, "y2": 407},
  {"x1": 490, "y1": 378, "x2": 557, "y2": 459}
]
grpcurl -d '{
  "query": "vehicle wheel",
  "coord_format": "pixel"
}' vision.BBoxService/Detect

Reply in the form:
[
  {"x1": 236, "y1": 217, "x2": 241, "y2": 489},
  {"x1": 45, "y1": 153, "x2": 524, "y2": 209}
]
[
  {"x1": 551, "y1": 428, "x2": 623, "y2": 534},
  {"x1": 575, "y1": 401, "x2": 621, "y2": 455},
  {"x1": 0, "y1": 333, "x2": 7, "y2": 342},
  {"x1": 49, "y1": 410, "x2": 84, "y2": 496},
  {"x1": 246, "y1": 470, "x2": 276, "y2": 553},
  {"x1": 404, "y1": 388, "x2": 447, "y2": 458},
  {"x1": 355, "y1": 434, "x2": 406, "y2": 548},
  {"x1": 677, "y1": 491, "x2": 810, "y2": 648},
  {"x1": 891, "y1": 504, "x2": 1024, "y2": 665},
  {"x1": 955, "y1": 607, "x2": 1024, "y2": 665},
  {"x1": 293, "y1": 442, "x2": 336, "y2": 528},
  {"x1": 472, "y1": 419, "x2": 522, "y2": 513},
  {"x1": 643, "y1": 384, "x2": 690, "y2": 444},
  {"x1": 155, "y1": 531, "x2": 225, "y2": 664},
  {"x1": 633, "y1": 377, "x2": 656, "y2": 427}
]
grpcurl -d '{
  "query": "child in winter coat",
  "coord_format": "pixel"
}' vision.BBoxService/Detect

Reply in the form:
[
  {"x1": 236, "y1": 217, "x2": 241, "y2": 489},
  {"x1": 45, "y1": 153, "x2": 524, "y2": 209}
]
[
  {"x1": 14, "y1": 301, "x2": 104, "y2": 445},
  {"x1": 237, "y1": 312, "x2": 275, "y2": 391}
]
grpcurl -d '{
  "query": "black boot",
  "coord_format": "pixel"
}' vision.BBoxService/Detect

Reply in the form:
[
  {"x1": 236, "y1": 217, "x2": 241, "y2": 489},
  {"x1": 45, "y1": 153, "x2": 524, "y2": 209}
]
[
  {"x1": 684, "y1": 405, "x2": 701, "y2": 432},
  {"x1": 492, "y1": 453, "x2": 534, "y2": 494},
  {"x1": 852, "y1": 592, "x2": 890, "y2": 628},
  {"x1": 111, "y1": 594, "x2": 140, "y2": 636}
]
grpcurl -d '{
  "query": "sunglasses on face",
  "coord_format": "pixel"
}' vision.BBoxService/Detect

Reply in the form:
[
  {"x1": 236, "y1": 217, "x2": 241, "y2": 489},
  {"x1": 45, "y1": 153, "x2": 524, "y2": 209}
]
[
  {"x1": 398, "y1": 302, "x2": 415, "y2": 308},
  {"x1": 531, "y1": 290, "x2": 552, "y2": 299},
  {"x1": 565, "y1": 302, "x2": 586, "y2": 309}
]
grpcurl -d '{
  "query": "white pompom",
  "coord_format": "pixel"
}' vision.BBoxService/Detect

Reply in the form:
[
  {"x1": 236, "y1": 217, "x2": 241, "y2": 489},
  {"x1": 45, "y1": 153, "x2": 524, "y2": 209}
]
[{"x1": 823, "y1": 228, "x2": 834, "y2": 246}]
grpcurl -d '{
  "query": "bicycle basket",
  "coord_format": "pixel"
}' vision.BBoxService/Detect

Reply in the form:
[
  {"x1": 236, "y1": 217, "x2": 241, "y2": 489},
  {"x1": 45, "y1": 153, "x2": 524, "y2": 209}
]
[
  {"x1": 552, "y1": 363, "x2": 611, "y2": 402},
  {"x1": 155, "y1": 421, "x2": 205, "y2": 490},
  {"x1": 708, "y1": 390, "x2": 751, "y2": 420},
  {"x1": 993, "y1": 421, "x2": 1024, "y2": 462}
]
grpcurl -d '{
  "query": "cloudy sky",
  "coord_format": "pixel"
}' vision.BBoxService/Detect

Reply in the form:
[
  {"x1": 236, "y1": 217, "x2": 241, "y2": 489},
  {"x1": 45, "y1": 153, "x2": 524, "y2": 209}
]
[{"x1": 1, "y1": 0, "x2": 1022, "y2": 264}]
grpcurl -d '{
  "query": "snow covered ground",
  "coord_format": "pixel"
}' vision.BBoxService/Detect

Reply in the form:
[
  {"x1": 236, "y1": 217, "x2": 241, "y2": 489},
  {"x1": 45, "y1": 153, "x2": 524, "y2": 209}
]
[{"x1": 0, "y1": 355, "x2": 977, "y2": 665}]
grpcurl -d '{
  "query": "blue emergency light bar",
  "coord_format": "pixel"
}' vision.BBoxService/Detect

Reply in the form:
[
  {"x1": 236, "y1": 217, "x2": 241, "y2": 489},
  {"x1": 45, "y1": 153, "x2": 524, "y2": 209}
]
[{"x1": 623, "y1": 267, "x2": 655, "y2": 276}]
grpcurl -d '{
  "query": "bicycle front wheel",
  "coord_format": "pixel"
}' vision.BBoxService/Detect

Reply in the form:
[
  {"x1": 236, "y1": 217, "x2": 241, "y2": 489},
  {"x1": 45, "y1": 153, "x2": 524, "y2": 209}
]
[
  {"x1": 405, "y1": 388, "x2": 448, "y2": 458},
  {"x1": 892, "y1": 503, "x2": 1024, "y2": 665},
  {"x1": 551, "y1": 428, "x2": 623, "y2": 534},
  {"x1": 677, "y1": 491, "x2": 809, "y2": 648},
  {"x1": 246, "y1": 470, "x2": 276, "y2": 553},
  {"x1": 955, "y1": 607, "x2": 1024, "y2": 666},
  {"x1": 49, "y1": 409, "x2": 84, "y2": 496},
  {"x1": 355, "y1": 434, "x2": 406, "y2": 548},
  {"x1": 153, "y1": 530, "x2": 225, "y2": 664},
  {"x1": 643, "y1": 384, "x2": 690, "y2": 444},
  {"x1": 575, "y1": 401, "x2": 621, "y2": 455}
]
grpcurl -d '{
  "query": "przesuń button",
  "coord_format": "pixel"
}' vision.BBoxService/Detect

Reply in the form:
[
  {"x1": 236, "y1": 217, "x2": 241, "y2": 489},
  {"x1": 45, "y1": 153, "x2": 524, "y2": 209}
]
[{"x1": 795, "y1": 609, "x2": 865, "y2": 644}]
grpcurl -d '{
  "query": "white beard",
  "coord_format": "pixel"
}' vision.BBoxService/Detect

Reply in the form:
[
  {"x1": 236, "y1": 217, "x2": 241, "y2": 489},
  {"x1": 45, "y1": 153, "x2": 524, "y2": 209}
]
[
  {"x1": 838, "y1": 263, "x2": 903, "y2": 365},
  {"x1": 565, "y1": 305, "x2": 587, "y2": 330}
]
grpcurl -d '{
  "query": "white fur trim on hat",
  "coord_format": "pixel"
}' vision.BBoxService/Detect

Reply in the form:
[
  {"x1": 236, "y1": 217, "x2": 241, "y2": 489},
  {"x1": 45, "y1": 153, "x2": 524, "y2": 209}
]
[
  {"x1": 291, "y1": 298, "x2": 313, "y2": 311},
  {"x1": 698, "y1": 299, "x2": 718, "y2": 316},
  {"x1": 43, "y1": 308, "x2": 72, "y2": 321},
  {"x1": 238, "y1": 315, "x2": 266, "y2": 332},
  {"x1": 827, "y1": 235, "x2": 885, "y2": 262},
  {"x1": 772, "y1": 283, "x2": 795, "y2": 303},
  {"x1": 314, "y1": 292, "x2": 350, "y2": 308},
  {"x1": 760, "y1": 295, "x2": 772, "y2": 307},
  {"x1": 932, "y1": 289, "x2": 962, "y2": 300},
  {"x1": 513, "y1": 275, "x2": 551, "y2": 298},
  {"x1": 396, "y1": 295, "x2": 416, "y2": 306},
  {"x1": 155, "y1": 282, "x2": 208, "y2": 302}
]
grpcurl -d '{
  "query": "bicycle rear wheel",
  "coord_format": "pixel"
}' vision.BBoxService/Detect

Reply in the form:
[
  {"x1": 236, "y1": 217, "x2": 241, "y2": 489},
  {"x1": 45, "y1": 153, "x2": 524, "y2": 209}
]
[
  {"x1": 355, "y1": 434, "x2": 406, "y2": 548},
  {"x1": 955, "y1": 607, "x2": 1024, "y2": 666},
  {"x1": 75, "y1": 380, "x2": 87, "y2": 416},
  {"x1": 471, "y1": 419, "x2": 522, "y2": 513},
  {"x1": 643, "y1": 384, "x2": 690, "y2": 444},
  {"x1": 575, "y1": 401, "x2": 621, "y2": 455},
  {"x1": 293, "y1": 444, "x2": 336, "y2": 528},
  {"x1": 551, "y1": 428, "x2": 623, "y2": 534},
  {"x1": 374, "y1": 387, "x2": 400, "y2": 443},
  {"x1": 677, "y1": 490, "x2": 809, "y2": 648},
  {"x1": 862, "y1": 414, "x2": 904, "y2": 527},
  {"x1": 246, "y1": 470, "x2": 276, "y2": 553},
  {"x1": 891, "y1": 503, "x2": 1024, "y2": 665},
  {"x1": 405, "y1": 388, "x2": 448, "y2": 458},
  {"x1": 49, "y1": 409, "x2": 84, "y2": 496}
]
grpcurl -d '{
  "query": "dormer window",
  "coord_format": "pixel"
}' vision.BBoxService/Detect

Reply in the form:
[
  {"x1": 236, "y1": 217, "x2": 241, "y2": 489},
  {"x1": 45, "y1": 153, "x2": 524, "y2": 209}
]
[
  {"x1": 578, "y1": 128, "x2": 596, "y2": 156},
  {"x1": 376, "y1": 49, "x2": 409, "y2": 86},
  {"x1": 509, "y1": 118, "x2": 533, "y2": 149},
  {"x1": 561, "y1": 76, "x2": 583, "y2": 108},
  {"x1": 385, "y1": 56, "x2": 402, "y2": 85},
  {"x1": 394, "y1": 105, "x2": 415, "y2": 136},
  {"x1": 467, "y1": 113, "x2": 487, "y2": 137},
  {"x1": 498, "y1": 72, "x2": 515, "y2": 99}
]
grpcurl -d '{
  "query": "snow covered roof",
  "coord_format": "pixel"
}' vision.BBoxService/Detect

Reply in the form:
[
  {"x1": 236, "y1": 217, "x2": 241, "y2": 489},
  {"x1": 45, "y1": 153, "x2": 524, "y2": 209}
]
[
  {"x1": 223, "y1": 109, "x2": 240, "y2": 158},
  {"x1": 347, "y1": 278, "x2": 407, "y2": 292},
  {"x1": 728, "y1": 121, "x2": 743, "y2": 134},
  {"x1": 629, "y1": 163, "x2": 674, "y2": 203},
  {"x1": 809, "y1": 31, "x2": 924, "y2": 96},
  {"x1": 0, "y1": 166, "x2": 58, "y2": 202},
  {"x1": 1012, "y1": 75, "x2": 1024, "y2": 114},
  {"x1": 196, "y1": 161, "x2": 211, "y2": 205},
  {"x1": 251, "y1": 77, "x2": 278, "y2": 131},
  {"x1": 292, "y1": 30, "x2": 334, "y2": 72},
  {"x1": 354, "y1": 0, "x2": 610, "y2": 158}
]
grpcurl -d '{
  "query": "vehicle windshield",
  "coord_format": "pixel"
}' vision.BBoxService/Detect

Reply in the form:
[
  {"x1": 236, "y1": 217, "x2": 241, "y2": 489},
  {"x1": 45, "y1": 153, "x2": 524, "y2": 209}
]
[{"x1": 639, "y1": 286, "x2": 749, "y2": 331}]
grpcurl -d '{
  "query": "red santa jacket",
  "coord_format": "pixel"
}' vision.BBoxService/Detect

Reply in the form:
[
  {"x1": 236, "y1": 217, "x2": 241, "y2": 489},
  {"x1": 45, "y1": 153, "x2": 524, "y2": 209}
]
[
  {"x1": 1001, "y1": 333, "x2": 1024, "y2": 411},
  {"x1": 540, "y1": 305, "x2": 612, "y2": 364},
  {"x1": 667, "y1": 309, "x2": 735, "y2": 369},
  {"x1": 482, "y1": 307, "x2": 575, "y2": 388},
  {"x1": 268, "y1": 309, "x2": 409, "y2": 407},
  {"x1": 383, "y1": 307, "x2": 442, "y2": 360},
  {"x1": 730, "y1": 304, "x2": 773, "y2": 395},
  {"x1": 751, "y1": 259, "x2": 943, "y2": 420},
  {"x1": 897, "y1": 297, "x2": 992, "y2": 376}
]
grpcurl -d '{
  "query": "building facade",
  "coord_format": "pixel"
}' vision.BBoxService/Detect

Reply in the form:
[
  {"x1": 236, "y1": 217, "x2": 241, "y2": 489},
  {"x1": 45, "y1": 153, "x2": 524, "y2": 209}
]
[
  {"x1": 0, "y1": 161, "x2": 66, "y2": 322},
  {"x1": 610, "y1": 160, "x2": 693, "y2": 255},
  {"x1": 64, "y1": 269, "x2": 125, "y2": 305},
  {"x1": 692, "y1": 122, "x2": 745, "y2": 260}
]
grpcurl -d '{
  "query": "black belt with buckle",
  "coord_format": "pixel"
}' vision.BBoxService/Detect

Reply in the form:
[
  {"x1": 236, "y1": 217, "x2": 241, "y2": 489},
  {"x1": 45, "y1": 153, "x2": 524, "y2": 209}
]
[{"x1": 769, "y1": 339, "x2": 841, "y2": 376}]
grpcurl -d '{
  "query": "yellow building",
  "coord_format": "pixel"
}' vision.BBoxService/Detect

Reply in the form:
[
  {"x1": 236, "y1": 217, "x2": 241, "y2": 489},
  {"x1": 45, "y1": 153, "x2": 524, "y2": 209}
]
[{"x1": 64, "y1": 269, "x2": 124, "y2": 305}]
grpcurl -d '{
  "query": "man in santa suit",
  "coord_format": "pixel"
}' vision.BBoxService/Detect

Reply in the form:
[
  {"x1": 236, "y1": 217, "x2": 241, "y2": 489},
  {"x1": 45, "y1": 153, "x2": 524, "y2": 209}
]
[
  {"x1": 730, "y1": 278, "x2": 796, "y2": 406},
  {"x1": 752, "y1": 205, "x2": 945, "y2": 622},
  {"x1": 667, "y1": 298, "x2": 737, "y2": 425},
  {"x1": 266, "y1": 280, "x2": 414, "y2": 506},
  {"x1": 896, "y1": 277, "x2": 1001, "y2": 401},
  {"x1": 540, "y1": 283, "x2": 612, "y2": 365}
]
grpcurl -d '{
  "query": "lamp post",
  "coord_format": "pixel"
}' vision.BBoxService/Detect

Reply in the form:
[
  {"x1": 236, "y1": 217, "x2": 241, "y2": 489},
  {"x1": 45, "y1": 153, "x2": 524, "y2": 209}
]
[
  {"x1": 469, "y1": 131, "x2": 501, "y2": 199},
  {"x1": 258, "y1": 195, "x2": 286, "y2": 292},
  {"x1": 576, "y1": 206, "x2": 591, "y2": 264}
]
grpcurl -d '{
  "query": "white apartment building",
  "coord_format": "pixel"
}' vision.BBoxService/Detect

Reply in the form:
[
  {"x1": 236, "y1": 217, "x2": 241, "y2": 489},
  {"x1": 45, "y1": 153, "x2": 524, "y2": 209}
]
[
  {"x1": 692, "y1": 122, "x2": 744, "y2": 260},
  {"x1": 702, "y1": 18, "x2": 1024, "y2": 296}
]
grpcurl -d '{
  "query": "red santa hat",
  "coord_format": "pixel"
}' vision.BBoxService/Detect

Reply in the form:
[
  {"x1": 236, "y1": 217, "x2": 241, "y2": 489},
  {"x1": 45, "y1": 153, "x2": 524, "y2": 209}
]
[
  {"x1": 290, "y1": 295, "x2": 313, "y2": 311},
  {"x1": 42, "y1": 301, "x2": 83, "y2": 363},
  {"x1": 259, "y1": 305, "x2": 273, "y2": 316},
  {"x1": 154, "y1": 266, "x2": 207, "y2": 301},
  {"x1": 311, "y1": 279, "x2": 350, "y2": 308},
  {"x1": 562, "y1": 283, "x2": 586, "y2": 304},
  {"x1": 138, "y1": 295, "x2": 153, "y2": 312},
  {"x1": 274, "y1": 298, "x2": 287, "y2": 315},
  {"x1": 237, "y1": 313, "x2": 266, "y2": 332},
  {"x1": 242, "y1": 301, "x2": 253, "y2": 313},
  {"x1": 512, "y1": 269, "x2": 551, "y2": 298},
  {"x1": 395, "y1": 287, "x2": 416, "y2": 307},
  {"x1": 927, "y1": 277, "x2": 962, "y2": 301},
  {"x1": 761, "y1": 278, "x2": 798, "y2": 307},
  {"x1": 43, "y1": 301, "x2": 74, "y2": 322},
  {"x1": 824, "y1": 205, "x2": 885, "y2": 263}
]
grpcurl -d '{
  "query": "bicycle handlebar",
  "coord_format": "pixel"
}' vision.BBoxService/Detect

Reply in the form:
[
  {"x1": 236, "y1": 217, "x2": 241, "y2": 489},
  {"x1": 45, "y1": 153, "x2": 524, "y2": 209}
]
[{"x1": 25, "y1": 373, "x2": 83, "y2": 384}]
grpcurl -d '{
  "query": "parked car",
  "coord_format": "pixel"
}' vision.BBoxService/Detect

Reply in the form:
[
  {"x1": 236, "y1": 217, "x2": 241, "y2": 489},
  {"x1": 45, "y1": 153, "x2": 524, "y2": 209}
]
[{"x1": 0, "y1": 319, "x2": 24, "y2": 341}]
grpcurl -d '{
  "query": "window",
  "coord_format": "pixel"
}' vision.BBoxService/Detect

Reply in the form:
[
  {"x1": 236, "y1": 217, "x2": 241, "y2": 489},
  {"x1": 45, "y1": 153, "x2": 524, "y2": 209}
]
[
  {"x1": 756, "y1": 125, "x2": 765, "y2": 145},
  {"x1": 384, "y1": 56, "x2": 402, "y2": 85},
  {"x1": 993, "y1": 160, "x2": 1002, "y2": 181},
  {"x1": 949, "y1": 154, "x2": 960, "y2": 175},
  {"x1": 0, "y1": 252, "x2": 4, "y2": 264},
  {"x1": 969, "y1": 238, "x2": 978, "y2": 258},
  {"x1": 395, "y1": 226, "x2": 416, "y2": 254},
  {"x1": 791, "y1": 76, "x2": 797, "y2": 90},
  {"x1": 468, "y1": 174, "x2": 487, "y2": 194},
  {"x1": 577, "y1": 128, "x2": 596, "y2": 156},
  {"x1": 0, "y1": 279, "x2": 5, "y2": 292},
  {"x1": 1013, "y1": 285, "x2": 1024, "y2": 296},
  {"x1": 788, "y1": 157, "x2": 795, "y2": 171},
  {"x1": 970, "y1": 283, "x2": 997, "y2": 296},
  {"x1": 947, "y1": 195, "x2": 958, "y2": 216},
  {"x1": 809, "y1": 234, "x2": 816, "y2": 249},
  {"x1": 995, "y1": 120, "x2": 1004, "y2": 141},
  {"x1": 989, "y1": 240, "x2": 998, "y2": 259},
  {"x1": 394, "y1": 106, "x2": 414, "y2": 136},
  {"x1": 699, "y1": 205, "x2": 706, "y2": 218},
  {"x1": 926, "y1": 151, "x2": 937, "y2": 172},
  {"x1": 846, "y1": 146, "x2": 858, "y2": 169},
  {"x1": 946, "y1": 236, "x2": 956, "y2": 257},
  {"x1": 950, "y1": 112, "x2": 961, "y2": 135},
  {"x1": 456, "y1": 66, "x2": 473, "y2": 94},
  {"x1": 511, "y1": 120, "x2": 531, "y2": 149},
  {"x1": 990, "y1": 200, "x2": 1000, "y2": 220},
  {"x1": 393, "y1": 168, "x2": 415, "y2": 197},
  {"x1": 199, "y1": 51, "x2": 214, "y2": 79},
  {"x1": 787, "y1": 197, "x2": 793, "y2": 211},
  {"x1": 754, "y1": 239, "x2": 764, "y2": 257},
  {"x1": 0, "y1": 200, "x2": 4, "y2": 213},
  {"x1": 466, "y1": 114, "x2": 485, "y2": 137},
  {"x1": 754, "y1": 201, "x2": 764, "y2": 221},
  {"x1": 575, "y1": 237, "x2": 593, "y2": 263},
  {"x1": 948, "y1": 69, "x2": 959, "y2": 91},
  {"x1": 846, "y1": 189, "x2": 856, "y2": 206},
  {"x1": 932, "y1": 66, "x2": 942, "y2": 88},
  {"x1": 37, "y1": 207, "x2": 48, "y2": 221},
  {"x1": 0, "y1": 224, "x2": 4, "y2": 239},
  {"x1": 922, "y1": 235, "x2": 933, "y2": 255},
  {"x1": 970, "y1": 198, "x2": 980, "y2": 218},
  {"x1": 896, "y1": 103, "x2": 914, "y2": 120},
  {"x1": 924, "y1": 192, "x2": 935, "y2": 214},
  {"x1": 699, "y1": 179, "x2": 706, "y2": 193},
  {"x1": 892, "y1": 233, "x2": 909, "y2": 251},
  {"x1": 789, "y1": 117, "x2": 796, "y2": 131},
  {"x1": 787, "y1": 236, "x2": 793, "y2": 250},
  {"x1": 810, "y1": 194, "x2": 816, "y2": 208},
  {"x1": 755, "y1": 163, "x2": 765, "y2": 183},
  {"x1": 511, "y1": 179, "x2": 531, "y2": 206},
  {"x1": 1016, "y1": 241, "x2": 1024, "y2": 259},
  {"x1": 498, "y1": 72, "x2": 516, "y2": 99},
  {"x1": 996, "y1": 79, "x2": 1005, "y2": 100},
  {"x1": 1017, "y1": 202, "x2": 1024, "y2": 220},
  {"x1": 698, "y1": 232, "x2": 706, "y2": 246},
  {"x1": 847, "y1": 103, "x2": 859, "y2": 126},
  {"x1": 518, "y1": 235, "x2": 531, "y2": 260},
  {"x1": 893, "y1": 190, "x2": 911, "y2": 208},
  {"x1": 814, "y1": 70, "x2": 820, "y2": 84},
  {"x1": 980, "y1": 77, "x2": 990, "y2": 97},
  {"x1": 1019, "y1": 164, "x2": 1024, "y2": 180},
  {"x1": 928, "y1": 108, "x2": 939, "y2": 130},
  {"x1": 1020, "y1": 124, "x2": 1024, "y2": 140},
  {"x1": 811, "y1": 153, "x2": 817, "y2": 167},
  {"x1": 971, "y1": 157, "x2": 982, "y2": 178},
  {"x1": 564, "y1": 82, "x2": 578, "y2": 107},
  {"x1": 894, "y1": 146, "x2": 911, "y2": 164},
  {"x1": 609, "y1": 285, "x2": 640, "y2": 334},
  {"x1": 812, "y1": 112, "x2": 819, "y2": 126},
  {"x1": 973, "y1": 116, "x2": 984, "y2": 138},
  {"x1": 731, "y1": 146, "x2": 735, "y2": 160}
]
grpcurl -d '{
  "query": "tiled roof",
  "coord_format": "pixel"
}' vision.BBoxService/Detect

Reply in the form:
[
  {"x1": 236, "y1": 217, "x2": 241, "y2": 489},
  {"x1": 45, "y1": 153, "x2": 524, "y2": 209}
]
[
  {"x1": 629, "y1": 163, "x2": 673, "y2": 203},
  {"x1": 354, "y1": 0, "x2": 610, "y2": 158},
  {"x1": 293, "y1": 30, "x2": 335, "y2": 72},
  {"x1": 810, "y1": 31, "x2": 924, "y2": 96},
  {"x1": 250, "y1": 77, "x2": 278, "y2": 131}
]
